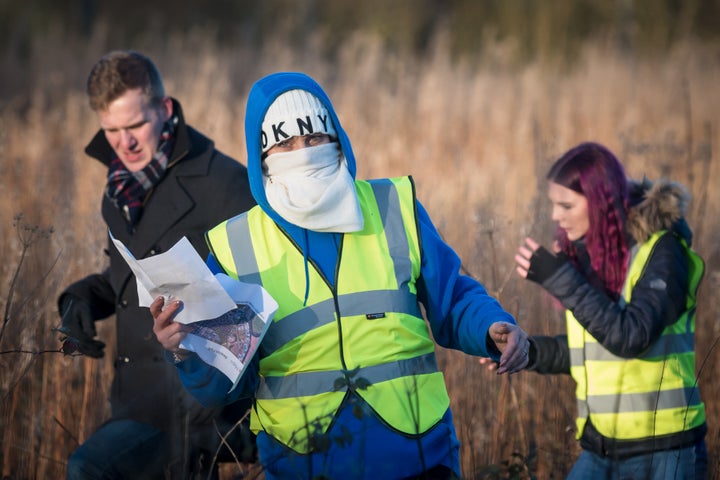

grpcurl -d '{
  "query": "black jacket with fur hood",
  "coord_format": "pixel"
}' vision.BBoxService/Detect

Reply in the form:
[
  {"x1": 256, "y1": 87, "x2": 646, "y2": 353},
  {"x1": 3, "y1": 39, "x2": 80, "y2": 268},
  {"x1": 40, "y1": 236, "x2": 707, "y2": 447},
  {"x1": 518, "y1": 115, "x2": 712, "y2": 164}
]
[{"x1": 527, "y1": 178, "x2": 706, "y2": 457}]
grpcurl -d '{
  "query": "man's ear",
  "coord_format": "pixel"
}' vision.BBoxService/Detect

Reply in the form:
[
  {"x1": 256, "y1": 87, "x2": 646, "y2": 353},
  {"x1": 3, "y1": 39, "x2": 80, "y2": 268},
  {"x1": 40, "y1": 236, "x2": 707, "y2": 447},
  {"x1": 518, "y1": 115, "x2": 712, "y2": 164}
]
[{"x1": 161, "y1": 96, "x2": 173, "y2": 121}]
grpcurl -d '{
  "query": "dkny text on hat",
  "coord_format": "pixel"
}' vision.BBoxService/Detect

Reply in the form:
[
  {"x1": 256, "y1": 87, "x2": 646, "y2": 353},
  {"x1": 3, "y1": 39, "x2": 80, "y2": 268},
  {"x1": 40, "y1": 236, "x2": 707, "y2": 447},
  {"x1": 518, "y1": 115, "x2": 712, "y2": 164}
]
[{"x1": 261, "y1": 89, "x2": 337, "y2": 153}]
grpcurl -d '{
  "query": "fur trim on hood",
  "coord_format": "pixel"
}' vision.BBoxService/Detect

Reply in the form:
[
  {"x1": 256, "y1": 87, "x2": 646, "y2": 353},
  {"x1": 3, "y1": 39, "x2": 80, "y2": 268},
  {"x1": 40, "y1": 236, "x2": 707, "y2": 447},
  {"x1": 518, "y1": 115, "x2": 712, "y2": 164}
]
[{"x1": 627, "y1": 178, "x2": 692, "y2": 245}]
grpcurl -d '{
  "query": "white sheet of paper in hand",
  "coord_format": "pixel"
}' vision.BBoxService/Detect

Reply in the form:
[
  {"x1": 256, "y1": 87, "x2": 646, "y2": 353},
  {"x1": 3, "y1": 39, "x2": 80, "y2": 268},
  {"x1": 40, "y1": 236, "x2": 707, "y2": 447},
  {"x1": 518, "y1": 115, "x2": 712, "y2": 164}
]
[{"x1": 109, "y1": 231, "x2": 236, "y2": 324}]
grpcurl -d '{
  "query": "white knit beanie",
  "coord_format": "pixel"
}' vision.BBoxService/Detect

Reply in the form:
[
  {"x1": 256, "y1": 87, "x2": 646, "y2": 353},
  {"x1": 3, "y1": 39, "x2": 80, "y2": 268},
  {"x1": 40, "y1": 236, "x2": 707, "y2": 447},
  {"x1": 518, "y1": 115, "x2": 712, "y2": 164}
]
[{"x1": 261, "y1": 89, "x2": 337, "y2": 153}]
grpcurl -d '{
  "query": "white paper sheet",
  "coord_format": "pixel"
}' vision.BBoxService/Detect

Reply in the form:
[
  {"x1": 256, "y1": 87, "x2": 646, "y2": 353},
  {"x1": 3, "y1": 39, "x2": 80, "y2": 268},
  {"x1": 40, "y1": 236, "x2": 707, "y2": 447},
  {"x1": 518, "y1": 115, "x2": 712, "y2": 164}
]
[
  {"x1": 110, "y1": 232, "x2": 237, "y2": 324},
  {"x1": 109, "y1": 231, "x2": 278, "y2": 384}
]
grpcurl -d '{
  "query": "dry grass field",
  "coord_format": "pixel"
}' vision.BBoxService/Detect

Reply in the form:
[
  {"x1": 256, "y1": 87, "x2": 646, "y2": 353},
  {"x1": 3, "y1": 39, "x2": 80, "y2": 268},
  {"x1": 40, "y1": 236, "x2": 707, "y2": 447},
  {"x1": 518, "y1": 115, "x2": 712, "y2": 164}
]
[{"x1": 1, "y1": 24, "x2": 719, "y2": 479}]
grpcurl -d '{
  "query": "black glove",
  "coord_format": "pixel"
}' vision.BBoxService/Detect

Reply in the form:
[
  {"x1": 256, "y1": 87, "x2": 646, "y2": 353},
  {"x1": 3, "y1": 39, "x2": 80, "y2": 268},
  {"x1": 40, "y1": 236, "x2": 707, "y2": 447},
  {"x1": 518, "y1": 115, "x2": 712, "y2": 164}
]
[
  {"x1": 526, "y1": 246, "x2": 568, "y2": 284},
  {"x1": 59, "y1": 295, "x2": 106, "y2": 358}
]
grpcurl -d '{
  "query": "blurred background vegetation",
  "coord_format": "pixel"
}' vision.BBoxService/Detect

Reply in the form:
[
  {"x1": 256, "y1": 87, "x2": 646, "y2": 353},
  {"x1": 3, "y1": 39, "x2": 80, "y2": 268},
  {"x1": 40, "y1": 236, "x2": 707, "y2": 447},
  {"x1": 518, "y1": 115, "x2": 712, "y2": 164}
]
[
  {"x1": 1, "y1": 1, "x2": 719, "y2": 478},
  {"x1": 3, "y1": 0, "x2": 720, "y2": 101}
]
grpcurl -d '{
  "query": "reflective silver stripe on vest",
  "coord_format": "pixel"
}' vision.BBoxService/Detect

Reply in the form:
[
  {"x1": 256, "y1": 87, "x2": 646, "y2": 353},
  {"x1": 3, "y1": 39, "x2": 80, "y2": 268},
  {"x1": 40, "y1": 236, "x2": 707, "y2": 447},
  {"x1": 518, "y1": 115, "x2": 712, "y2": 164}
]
[
  {"x1": 225, "y1": 215, "x2": 262, "y2": 285},
  {"x1": 577, "y1": 399, "x2": 589, "y2": 419},
  {"x1": 256, "y1": 352, "x2": 438, "y2": 400},
  {"x1": 586, "y1": 386, "x2": 702, "y2": 414},
  {"x1": 261, "y1": 287, "x2": 421, "y2": 355},
  {"x1": 569, "y1": 344, "x2": 585, "y2": 368},
  {"x1": 569, "y1": 332, "x2": 696, "y2": 366},
  {"x1": 369, "y1": 179, "x2": 412, "y2": 289}
]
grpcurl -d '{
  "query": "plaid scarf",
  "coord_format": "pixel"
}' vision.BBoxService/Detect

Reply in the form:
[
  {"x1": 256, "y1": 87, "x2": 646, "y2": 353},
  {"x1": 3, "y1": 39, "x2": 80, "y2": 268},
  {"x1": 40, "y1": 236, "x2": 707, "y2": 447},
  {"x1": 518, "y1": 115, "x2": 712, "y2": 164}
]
[{"x1": 105, "y1": 116, "x2": 177, "y2": 230}]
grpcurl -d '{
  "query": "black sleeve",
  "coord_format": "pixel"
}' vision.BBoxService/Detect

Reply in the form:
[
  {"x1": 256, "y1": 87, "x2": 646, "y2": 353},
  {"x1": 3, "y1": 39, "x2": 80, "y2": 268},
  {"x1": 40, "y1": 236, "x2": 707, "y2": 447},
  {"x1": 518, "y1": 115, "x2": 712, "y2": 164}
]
[
  {"x1": 58, "y1": 267, "x2": 116, "y2": 320},
  {"x1": 527, "y1": 335, "x2": 570, "y2": 374},
  {"x1": 539, "y1": 233, "x2": 689, "y2": 358}
]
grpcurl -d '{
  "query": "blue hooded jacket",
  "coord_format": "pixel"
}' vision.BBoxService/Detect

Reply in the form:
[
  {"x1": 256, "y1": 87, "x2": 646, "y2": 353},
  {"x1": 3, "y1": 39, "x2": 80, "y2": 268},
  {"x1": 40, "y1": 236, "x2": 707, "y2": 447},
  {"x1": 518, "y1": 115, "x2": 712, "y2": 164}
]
[{"x1": 178, "y1": 72, "x2": 517, "y2": 479}]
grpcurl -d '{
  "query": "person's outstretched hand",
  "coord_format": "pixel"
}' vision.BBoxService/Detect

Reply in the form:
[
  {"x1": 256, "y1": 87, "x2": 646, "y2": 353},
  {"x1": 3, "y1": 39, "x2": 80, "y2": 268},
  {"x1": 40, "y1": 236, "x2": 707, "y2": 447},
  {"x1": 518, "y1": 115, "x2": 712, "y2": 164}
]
[
  {"x1": 515, "y1": 237, "x2": 567, "y2": 284},
  {"x1": 488, "y1": 321, "x2": 529, "y2": 374},
  {"x1": 150, "y1": 296, "x2": 187, "y2": 353},
  {"x1": 515, "y1": 237, "x2": 540, "y2": 278}
]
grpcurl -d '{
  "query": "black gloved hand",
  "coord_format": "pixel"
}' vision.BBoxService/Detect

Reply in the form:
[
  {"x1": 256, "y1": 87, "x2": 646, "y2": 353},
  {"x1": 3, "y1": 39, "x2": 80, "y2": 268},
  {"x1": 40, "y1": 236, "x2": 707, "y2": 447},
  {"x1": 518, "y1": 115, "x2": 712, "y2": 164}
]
[
  {"x1": 59, "y1": 295, "x2": 106, "y2": 358},
  {"x1": 526, "y1": 246, "x2": 568, "y2": 284}
]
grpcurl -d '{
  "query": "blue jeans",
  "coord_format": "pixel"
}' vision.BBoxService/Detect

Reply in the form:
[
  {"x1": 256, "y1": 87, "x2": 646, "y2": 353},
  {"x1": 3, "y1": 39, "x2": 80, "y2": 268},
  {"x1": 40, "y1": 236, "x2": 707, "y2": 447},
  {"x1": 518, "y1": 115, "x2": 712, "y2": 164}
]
[
  {"x1": 66, "y1": 419, "x2": 216, "y2": 480},
  {"x1": 567, "y1": 440, "x2": 707, "y2": 480}
]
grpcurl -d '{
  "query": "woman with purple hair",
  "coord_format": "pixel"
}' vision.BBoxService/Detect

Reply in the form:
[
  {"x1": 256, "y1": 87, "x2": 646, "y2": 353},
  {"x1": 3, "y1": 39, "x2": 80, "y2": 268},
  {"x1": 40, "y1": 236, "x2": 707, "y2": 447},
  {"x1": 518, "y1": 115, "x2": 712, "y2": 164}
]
[{"x1": 515, "y1": 142, "x2": 708, "y2": 478}]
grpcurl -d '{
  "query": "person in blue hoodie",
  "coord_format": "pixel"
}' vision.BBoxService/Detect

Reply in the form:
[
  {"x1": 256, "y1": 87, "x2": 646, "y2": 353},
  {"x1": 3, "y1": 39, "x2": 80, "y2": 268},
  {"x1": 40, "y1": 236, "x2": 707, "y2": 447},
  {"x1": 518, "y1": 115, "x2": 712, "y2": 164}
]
[{"x1": 151, "y1": 71, "x2": 529, "y2": 479}]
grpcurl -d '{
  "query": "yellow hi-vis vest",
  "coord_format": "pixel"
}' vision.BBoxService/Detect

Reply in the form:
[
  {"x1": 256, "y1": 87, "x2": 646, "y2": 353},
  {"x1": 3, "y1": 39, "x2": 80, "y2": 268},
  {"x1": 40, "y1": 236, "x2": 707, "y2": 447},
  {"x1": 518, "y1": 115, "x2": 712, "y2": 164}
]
[
  {"x1": 206, "y1": 176, "x2": 450, "y2": 454},
  {"x1": 567, "y1": 230, "x2": 705, "y2": 441}
]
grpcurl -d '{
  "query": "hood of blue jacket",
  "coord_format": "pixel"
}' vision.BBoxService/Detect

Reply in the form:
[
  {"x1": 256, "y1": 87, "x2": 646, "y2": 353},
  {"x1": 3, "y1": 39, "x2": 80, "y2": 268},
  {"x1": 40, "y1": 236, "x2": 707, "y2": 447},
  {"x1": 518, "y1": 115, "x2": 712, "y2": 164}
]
[{"x1": 244, "y1": 72, "x2": 357, "y2": 230}]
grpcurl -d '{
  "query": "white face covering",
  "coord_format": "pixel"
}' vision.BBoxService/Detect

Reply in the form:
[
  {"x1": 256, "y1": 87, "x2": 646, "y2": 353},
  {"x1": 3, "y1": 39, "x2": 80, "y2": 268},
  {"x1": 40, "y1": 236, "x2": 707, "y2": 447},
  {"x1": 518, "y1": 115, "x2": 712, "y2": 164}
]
[{"x1": 263, "y1": 142, "x2": 364, "y2": 232}]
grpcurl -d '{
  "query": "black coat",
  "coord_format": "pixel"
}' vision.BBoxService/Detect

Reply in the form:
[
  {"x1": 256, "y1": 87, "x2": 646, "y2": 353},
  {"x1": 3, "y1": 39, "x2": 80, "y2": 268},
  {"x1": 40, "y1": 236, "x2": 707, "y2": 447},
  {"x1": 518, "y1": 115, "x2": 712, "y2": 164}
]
[{"x1": 60, "y1": 99, "x2": 256, "y2": 445}]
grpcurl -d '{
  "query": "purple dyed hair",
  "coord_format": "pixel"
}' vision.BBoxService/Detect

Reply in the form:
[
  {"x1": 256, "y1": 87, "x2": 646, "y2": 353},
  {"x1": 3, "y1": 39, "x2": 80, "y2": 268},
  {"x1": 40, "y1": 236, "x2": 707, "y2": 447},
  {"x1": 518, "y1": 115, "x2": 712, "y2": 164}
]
[{"x1": 547, "y1": 142, "x2": 629, "y2": 299}]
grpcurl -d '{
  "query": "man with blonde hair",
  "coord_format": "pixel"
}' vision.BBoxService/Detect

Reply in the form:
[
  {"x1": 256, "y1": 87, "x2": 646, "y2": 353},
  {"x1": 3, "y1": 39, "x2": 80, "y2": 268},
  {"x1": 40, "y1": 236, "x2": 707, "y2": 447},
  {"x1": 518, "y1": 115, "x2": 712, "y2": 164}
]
[{"x1": 58, "y1": 50, "x2": 256, "y2": 478}]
